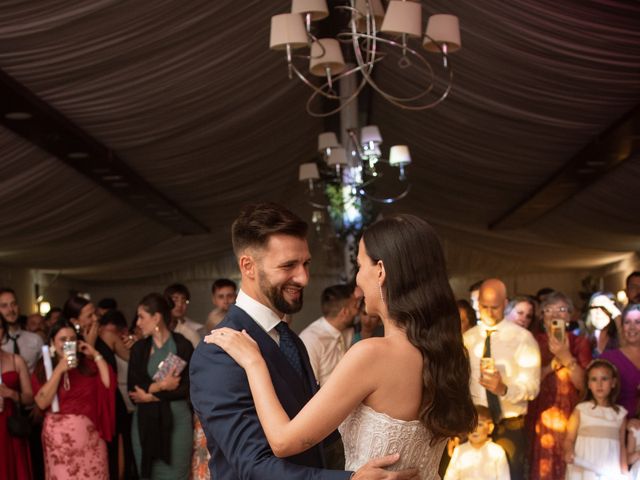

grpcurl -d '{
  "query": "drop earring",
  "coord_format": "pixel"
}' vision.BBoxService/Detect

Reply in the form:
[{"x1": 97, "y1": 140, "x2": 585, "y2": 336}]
[{"x1": 154, "y1": 325, "x2": 160, "y2": 333}]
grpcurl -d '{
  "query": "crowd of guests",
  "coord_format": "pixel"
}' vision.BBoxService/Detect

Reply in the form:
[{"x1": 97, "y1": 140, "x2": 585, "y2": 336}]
[
  {"x1": 441, "y1": 272, "x2": 640, "y2": 480},
  {"x1": 0, "y1": 279, "x2": 237, "y2": 480},
  {"x1": 2, "y1": 270, "x2": 640, "y2": 480}
]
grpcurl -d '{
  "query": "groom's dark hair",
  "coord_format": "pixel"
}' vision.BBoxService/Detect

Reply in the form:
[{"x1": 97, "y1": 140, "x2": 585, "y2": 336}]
[{"x1": 232, "y1": 202, "x2": 308, "y2": 257}]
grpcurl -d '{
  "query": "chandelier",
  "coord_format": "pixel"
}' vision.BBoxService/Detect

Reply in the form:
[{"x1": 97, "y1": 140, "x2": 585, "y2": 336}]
[
  {"x1": 299, "y1": 125, "x2": 411, "y2": 237},
  {"x1": 270, "y1": 0, "x2": 461, "y2": 117}
]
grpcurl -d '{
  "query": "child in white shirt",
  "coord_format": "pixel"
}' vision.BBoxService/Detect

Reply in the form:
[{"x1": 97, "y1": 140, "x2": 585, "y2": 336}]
[{"x1": 444, "y1": 405, "x2": 510, "y2": 480}]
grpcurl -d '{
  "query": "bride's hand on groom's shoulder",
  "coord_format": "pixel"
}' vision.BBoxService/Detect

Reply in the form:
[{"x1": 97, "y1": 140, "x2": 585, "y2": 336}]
[
  {"x1": 352, "y1": 453, "x2": 420, "y2": 480},
  {"x1": 205, "y1": 328, "x2": 263, "y2": 370}
]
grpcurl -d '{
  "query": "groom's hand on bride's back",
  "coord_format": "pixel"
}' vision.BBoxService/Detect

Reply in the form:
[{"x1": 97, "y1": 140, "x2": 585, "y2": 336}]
[{"x1": 352, "y1": 453, "x2": 419, "y2": 480}]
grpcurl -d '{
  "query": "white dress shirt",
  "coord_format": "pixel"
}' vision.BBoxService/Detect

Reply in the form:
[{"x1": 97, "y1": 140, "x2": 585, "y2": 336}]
[
  {"x1": 1, "y1": 328, "x2": 43, "y2": 373},
  {"x1": 299, "y1": 317, "x2": 353, "y2": 386},
  {"x1": 463, "y1": 319, "x2": 541, "y2": 419},
  {"x1": 235, "y1": 289, "x2": 283, "y2": 345},
  {"x1": 174, "y1": 319, "x2": 202, "y2": 349},
  {"x1": 444, "y1": 441, "x2": 510, "y2": 480}
]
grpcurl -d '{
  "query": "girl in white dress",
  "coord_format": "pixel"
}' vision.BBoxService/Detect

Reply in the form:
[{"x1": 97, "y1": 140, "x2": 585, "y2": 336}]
[
  {"x1": 627, "y1": 409, "x2": 640, "y2": 480},
  {"x1": 564, "y1": 359, "x2": 628, "y2": 479},
  {"x1": 206, "y1": 214, "x2": 477, "y2": 479}
]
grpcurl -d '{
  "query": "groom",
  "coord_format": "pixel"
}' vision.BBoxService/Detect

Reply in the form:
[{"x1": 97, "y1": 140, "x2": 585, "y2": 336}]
[{"x1": 190, "y1": 202, "x2": 416, "y2": 480}]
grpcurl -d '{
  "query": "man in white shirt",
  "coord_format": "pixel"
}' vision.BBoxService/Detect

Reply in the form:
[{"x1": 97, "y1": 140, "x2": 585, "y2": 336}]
[
  {"x1": 463, "y1": 279, "x2": 540, "y2": 480},
  {"x1": 299, "y1": 284, "x2": 359, "y2": 386},
  {"x1": 164, "y1": 283, "x2": 202, "y2": 348},
  {"x1": 0, "y1": 287, "x2": 43, "y2": 373}
]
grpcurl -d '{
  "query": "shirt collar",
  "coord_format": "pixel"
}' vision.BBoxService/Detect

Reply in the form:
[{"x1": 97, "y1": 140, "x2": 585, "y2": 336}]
[
  {"x1": 479, "y1": 318, "x2": 506, "y2": 335},
  {"x1": 235, "y1": 289, "x2": 283, "y2": 335}
]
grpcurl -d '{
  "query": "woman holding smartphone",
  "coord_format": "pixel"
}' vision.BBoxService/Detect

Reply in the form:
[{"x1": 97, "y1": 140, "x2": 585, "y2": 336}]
[
  {"x1": 32, "y1": 318, "x2": 116, "y2": 479},
  {"x1": 525, "y1": 291, "x2": 591, "y2": 480}
]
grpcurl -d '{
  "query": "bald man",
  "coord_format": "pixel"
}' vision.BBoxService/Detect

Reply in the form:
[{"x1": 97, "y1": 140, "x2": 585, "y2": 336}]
[{"x1": 463, "y1": 279, "x2": 540, "y2": 480}]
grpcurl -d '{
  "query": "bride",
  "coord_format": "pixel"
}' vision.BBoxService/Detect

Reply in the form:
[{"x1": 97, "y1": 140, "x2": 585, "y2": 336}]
[{"x1": 207, "y1": 214, "x2": 476, "y2": 478}]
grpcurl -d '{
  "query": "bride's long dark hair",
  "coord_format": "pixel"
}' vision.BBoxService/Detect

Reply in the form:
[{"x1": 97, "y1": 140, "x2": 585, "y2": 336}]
[{"x1": 362, "y1": 214, "x2": 476, "y2": 442}]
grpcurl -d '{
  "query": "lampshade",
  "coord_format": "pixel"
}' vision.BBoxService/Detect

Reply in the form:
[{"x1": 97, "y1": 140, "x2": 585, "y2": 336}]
[
  {"x1": 318, "y1": 132, "x2": 340, "y2": 151},
  {"x1": 327, "y1": 147, "x2": 349, "y2": 166},
  {"x1": 360, "y1": 125, "x2": 382, "y2": 145},
  {"x1": 354, "y1": 0, "x2": 385, "y2": 31},
  {"x1": 299, "y1": 162, "x2": 320, "y2": 181},
  {"x1": 423, "y1": 14, "x2": 461, "y2": 53},
  {"x1": 380, "y1": 1, "x2": 422, "y2": 38},
  {"x1": 389, "y1": 145, "x2": 411, "y2": 166},
  {"x1": 309, "y1": 39, "x2": 347, "y2": 76},
  {"x1": 291, "y1": 0, "x2": 329, "y2": 21},
  {"x1": 270, "y1": 13, "x2": 309, "y2": 51}
]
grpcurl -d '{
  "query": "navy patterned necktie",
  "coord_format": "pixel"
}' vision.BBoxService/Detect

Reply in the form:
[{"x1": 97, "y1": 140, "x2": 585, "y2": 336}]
[
  {"x1": 483, "y1": 330, "x2": 502, "y2": 423},
  {"x1": 274, "y1": 321, "x2": 304, "y2": 379}
]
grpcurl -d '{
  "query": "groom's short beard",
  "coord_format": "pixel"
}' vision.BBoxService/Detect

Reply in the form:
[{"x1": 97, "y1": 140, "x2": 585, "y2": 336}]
[{"x1": 258, "y1": 269, "x2": 304, "y2": 314}]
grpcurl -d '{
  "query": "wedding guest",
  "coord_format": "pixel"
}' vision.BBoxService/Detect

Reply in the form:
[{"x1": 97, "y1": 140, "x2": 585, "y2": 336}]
[
  {"x1": 0, "y1": 314, "x2": 34, "y2": 480},
  {"x1": 0, "y1": 288, "x2": 43, "y2": 372},
  {"x1": 164, "y1": 284, "x2": 201, "y2": 348},
  {"x1": 457, "y1": 299, "x2": 477, "y2": 334},
  {"x1": 207, "y1": 278, "x2": 237, "y2": 327},
  {"x1": 26, "y1": 314, "x2": 47, "y2": 342},
  {"x1": 504, "y1": 296, "x2": 537, "y2": 331},
  {"x1": 129, "y1": 293, "x2": 193, "y2": 480},
  {"x1": 600, "y1": 304, "x2": 640, "y2": 418},
  {"x1": 32, "y1": 318, "x2": 115, "y2": 479},
  {"x1": 464, "y1": 279, "x2": 541, "y2": 480},
  {"x1": 526, "y1": 291, "x2": 591, "y2": 480}
]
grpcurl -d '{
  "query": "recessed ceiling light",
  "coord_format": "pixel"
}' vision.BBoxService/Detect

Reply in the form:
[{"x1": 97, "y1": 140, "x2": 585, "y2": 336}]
[
  {"x1": 4, "y1": 112, "x2": 32, "y2": 120},
  {"x1": 67, "y1": 152, "x2": 89, "y2": 159}
]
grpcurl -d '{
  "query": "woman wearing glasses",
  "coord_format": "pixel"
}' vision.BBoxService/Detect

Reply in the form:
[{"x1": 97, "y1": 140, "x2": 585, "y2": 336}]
[{"x1": 525, "y1": 291, "x2": 591, "y2": 480}]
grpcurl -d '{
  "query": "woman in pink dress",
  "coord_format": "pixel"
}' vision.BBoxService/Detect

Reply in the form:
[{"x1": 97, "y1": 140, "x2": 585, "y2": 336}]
[
  {"x1": 0, "y1": 315, "x2": 34, "y2": 480},
  {"x1": 32, "y1": 318, "x2": 116, "y2": 480}
]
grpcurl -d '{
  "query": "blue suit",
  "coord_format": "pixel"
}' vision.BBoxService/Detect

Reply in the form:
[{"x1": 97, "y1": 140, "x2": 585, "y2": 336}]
[{"x1": 190, "y1": 305, "x2": 350, "y2": 480}]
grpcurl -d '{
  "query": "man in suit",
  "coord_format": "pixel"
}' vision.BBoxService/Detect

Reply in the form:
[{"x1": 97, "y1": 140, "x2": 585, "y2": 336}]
[{"x1": 190, "y1": 202, "x2": 416, "y2": 480}]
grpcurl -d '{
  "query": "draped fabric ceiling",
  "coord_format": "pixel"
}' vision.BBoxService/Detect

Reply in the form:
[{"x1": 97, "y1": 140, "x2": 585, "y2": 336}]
[{"x1": 0, "y1": 0, "x2": 638, "y2": 281}]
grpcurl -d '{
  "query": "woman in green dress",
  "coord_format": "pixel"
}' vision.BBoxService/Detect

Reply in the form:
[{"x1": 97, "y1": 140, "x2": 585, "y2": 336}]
[{"x1": 128, "y1": 293, "x2": 194, "y2": 480}]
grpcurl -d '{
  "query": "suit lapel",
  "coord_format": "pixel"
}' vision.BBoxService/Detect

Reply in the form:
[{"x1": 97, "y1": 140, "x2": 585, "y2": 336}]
[{"x1": 231, "y1": 307, "x2": 313, "y2": 408}]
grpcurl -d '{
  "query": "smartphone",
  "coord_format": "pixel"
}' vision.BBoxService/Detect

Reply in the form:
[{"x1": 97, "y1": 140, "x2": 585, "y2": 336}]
[
  {"x1": 480, "y1": 357, "x2": 495, "y2": 374},
  {"x1": 550, "y1": 319, "x2": 565, "y2": 343},
  {"x1": 62, "y1": 340, "x2": 78, "y2": 368}
]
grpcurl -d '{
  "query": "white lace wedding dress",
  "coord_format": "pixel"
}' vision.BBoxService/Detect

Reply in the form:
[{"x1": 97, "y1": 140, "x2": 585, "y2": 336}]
[{"x1": 339, "y1": 403, "x2": 446, "y2": 479}]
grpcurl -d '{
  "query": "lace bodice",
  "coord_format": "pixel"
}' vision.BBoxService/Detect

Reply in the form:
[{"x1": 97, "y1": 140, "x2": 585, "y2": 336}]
[{"x1": 339, "y1": 403, "x2": 445, "y2": 479}]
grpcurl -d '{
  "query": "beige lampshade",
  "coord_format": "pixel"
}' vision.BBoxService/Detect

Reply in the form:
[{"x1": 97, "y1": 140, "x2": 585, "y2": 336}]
[
  {"x1": 389, "y1": 145, "x2": 411, "y2": 166},
  {"x1": 360, "y1": 125, "x2": 382, "y2": 145},
  {"x1": 327, "y1": 147, "x2": 348, "y2": 166},
  {"x1": 299, "y1": 162, "x2": 320, "y2": 181},
  {"x1": 423, "y1": 14, "x2": 461, "y2": 53},
  {"x1": 309, "y1": 39, "x2": 347, "y2": 76},
  {"x1": 354, "y1": 0, "x2": 385, "y2": 31},
  {"x1": 318, "y1": 132, "x2": 340, "y2": 151},
  {"x1": 291, "y1": 0, "x2": 329, "y2": 21},
  {"x1": 270, "y1": 13, "x2": 309, "y2": 51},
  {"x1": 380, "y1": 1, "x2": 422, "y2": 38}
]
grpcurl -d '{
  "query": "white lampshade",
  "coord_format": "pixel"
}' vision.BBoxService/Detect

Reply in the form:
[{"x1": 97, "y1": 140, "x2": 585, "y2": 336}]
[
  {"x1": 360, "y1": 125, "x2": 382, "y2": 145},
  {"x1": 318, "y1": 132, "x2": 340, "y2": 151},
  {"x1": 327, "y1": 147, "x2": 348, "y2": 166},
  {"x1": 309, "y1": 39, "x2": 346, "y2": 76},
  {"x1": 355, "y1": 0, "x2": 385, "y2": 31},
  {"x1": 423, "y1": 14, "x2": 461, "y2": 53},
  {"x1": 380, "y1": 1, "x2": 422, "y2": 38},
  {"x1": 299, "y1": 162, "x2": 320, "y2": 181},
  {"x1": 291, "y1": 0, "x2": 329, "y2": 21},
  {"x1": 389, "y1": 145, "x2": 411, "y2": 166},
  {"x1": 270, "y1": 13, "x2": 309, "y2": 51}
]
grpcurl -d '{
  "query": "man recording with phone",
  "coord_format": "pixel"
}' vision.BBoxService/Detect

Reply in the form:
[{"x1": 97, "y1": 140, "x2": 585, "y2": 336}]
[{"x1": 463, "y1": 279, "x2": 541, "y2": 480}]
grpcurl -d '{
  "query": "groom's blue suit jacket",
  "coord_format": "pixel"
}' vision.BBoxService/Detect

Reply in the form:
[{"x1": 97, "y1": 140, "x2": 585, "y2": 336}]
[{"x1": 190, "y1": 305, "x2": 350, "y2": 480}]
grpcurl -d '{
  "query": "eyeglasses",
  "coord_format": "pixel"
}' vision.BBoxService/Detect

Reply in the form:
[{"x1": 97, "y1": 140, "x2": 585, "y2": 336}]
[{"x1": 544, "y1": 306, "x2": 569, "y2": 314}]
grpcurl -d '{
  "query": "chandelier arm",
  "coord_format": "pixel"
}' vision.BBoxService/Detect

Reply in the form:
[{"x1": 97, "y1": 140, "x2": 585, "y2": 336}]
[
  {"x1": 358, "y1": 184, "x2": 412, "y2": 204},
  {"x1": 305, "y1": 71, "x2": 371, "y2": 117}
]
